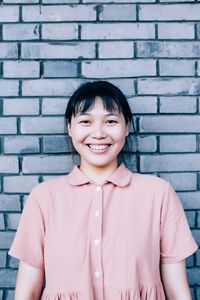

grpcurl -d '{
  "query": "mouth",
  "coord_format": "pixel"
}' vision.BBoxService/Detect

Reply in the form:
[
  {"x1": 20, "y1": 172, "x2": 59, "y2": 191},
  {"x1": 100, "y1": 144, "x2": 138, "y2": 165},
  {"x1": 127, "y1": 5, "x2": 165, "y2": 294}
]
[
  {"x1": 86, "y1": 144, "x2": 112, "y2": 153},
  {"x1": 86, "y1": 144, "x2": 111, "y2": 149}
]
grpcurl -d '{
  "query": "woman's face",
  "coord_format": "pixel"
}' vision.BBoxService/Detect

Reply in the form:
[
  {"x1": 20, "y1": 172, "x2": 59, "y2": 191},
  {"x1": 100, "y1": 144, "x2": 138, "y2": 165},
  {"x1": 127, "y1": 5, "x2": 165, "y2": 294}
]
[{"x1": 67, "y1": 96, "x2": 129, "y2": 169}]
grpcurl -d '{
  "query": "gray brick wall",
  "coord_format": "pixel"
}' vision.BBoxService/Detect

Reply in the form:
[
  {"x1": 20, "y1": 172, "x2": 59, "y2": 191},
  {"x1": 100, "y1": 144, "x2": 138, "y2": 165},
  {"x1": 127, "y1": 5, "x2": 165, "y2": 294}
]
[{"x1": 0, "y1": 0, "x2": 199, "y2": 298}]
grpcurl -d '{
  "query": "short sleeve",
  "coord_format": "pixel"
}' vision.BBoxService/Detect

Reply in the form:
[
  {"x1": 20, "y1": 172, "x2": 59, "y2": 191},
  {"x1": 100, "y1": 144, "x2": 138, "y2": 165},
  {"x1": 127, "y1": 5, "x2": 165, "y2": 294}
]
[
  {"x1": 160, "y1": 182, "x2": 198, "y2": 264},
  {"x1": 8, "y1": 188, "x2": 45, "y2": 270}
]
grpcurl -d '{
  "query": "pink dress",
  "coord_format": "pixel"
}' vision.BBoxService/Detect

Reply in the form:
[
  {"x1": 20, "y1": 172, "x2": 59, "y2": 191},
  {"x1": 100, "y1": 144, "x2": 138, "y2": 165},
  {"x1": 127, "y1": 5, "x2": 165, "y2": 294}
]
[{"x1": 8, "y1": 162, "x2": 198, "y2": 300}]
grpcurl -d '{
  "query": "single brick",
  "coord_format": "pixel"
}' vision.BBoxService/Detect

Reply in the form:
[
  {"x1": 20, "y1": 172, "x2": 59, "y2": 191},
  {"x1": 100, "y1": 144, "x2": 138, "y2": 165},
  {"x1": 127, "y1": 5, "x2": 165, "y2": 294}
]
[
  {"x1": 0, "y1": 252, "x2": 6, "y2": 268},
  {"x1": 105, "y1": 79, "x2": 135, "y2": 97},
  {"x1": 4, "y1": 0, "x2": 38, "y2": 3},
  {"x1": 0, "y1": 80, "x2": 19, "y2": 97},
  {"x1": 22, "y1": 5, "x2": 96, "y2": 22},
  {"x1": 137, "y1": 135, "x2": 157, "y2": 152},
  {"x1": 43, "y1": 61, "x2": 78, "y2": 78},
  {"x1": 0, "y1": 215, "x2": 5, "y2": 230},
  {"x1": 4, "y1": 136, "x2": 40, "y2": 154},
  {"x1": 160, "y1": 0, "x2": 195, "y2": 2},
  {"x1": 196, "y1": 249, "x2": 200, "y2": 265},
  {"x1": 0, "y1": 269, "x2": 16, "y2": 287},
  {"x1": 139, "y1": 4, "x2": 200, "y2": 21},
  {"x1": 84, "y1": 0, "x2": 154, "y2": 2},
  {"x1": 185, "y1": 255, "x2": 195, "y2": 267},
  {"x1": 160, "y1": 135, "x2": 196, "y2": 152},
  {"x1": 177, "y1": 192, "x2": 200, "y2": 209},
  {"x1": 3, "y1": 176, "x2": 39, "y2": 193},
  {"x1": 21, "y1": 42, "x2": 95, "y2": 59},
  {"x1": 0, "y1": 232, "x2": 15, "y2": 249},
  {"x1": 3, "y1": 24, "x2": 39, "y2": 41},
  {"x1": 98, "y1": 42, "x2": 133, "y2": 58},
  {"x1": 82, "y1": 59, "x2": 156, "y2": 78},
  {"x1": 158, "y1": 23, "x2": 194, "y2": 39},
  {"x1": 128, "y1": 96, "x2": 157, "y2": 113},
  {"x1": 9, "y1": 255, "x2": 19, "y2": 268},
  {"x1": 3, "y1": 98, "x2": 39, "y2": 115},
  {"x1": 7, "y1": 214, "x2": 21, "y2": 230},
  {"x1": 22, "y1": 79, "x2": 82, "y2": 96},
  {"x1": 0, "y1": 6, "x2": 19, "y2": 22},
  {"x1": 197, "y1": 24, "x2": 200, "y2": 39},
  {"x1": 0, "y1": 118, "x2": 17, "y2": 134},
  {"x1": 0, "y1": 195, "x2": 20, "y2": 212},
  {"x1": 81, "y1": 23, "x2": 155, "y2": 40},
  {"x1": 0, "y1": 156, "x2": 18, "y2": 174},
  {"x1": 0, "y1": 43, "x2": 18, "y2": 59},
  {"x1": 138, "y1": 78, "x2": 200, "y2": 95},
  {"x1": 160, "y1": 96, "x2": 196, "y2": 113},
  {"x1": 99, "y1": 4, "x2": 136, "y2": 21},
  {"x1": 192, "y1": 230, "x2": 200, "y2": 246},
  {"x1": 42, "y1": 98, "x2": 69, "y2": 115},
  {"x1": 140, "y1": 154, "x2": 200, "y2": 172},
  {"x1": 43, "y1": 135, "x2": 71, "y2": 153},
  {"x1": 187, "y1": 268, "x2": 200, "y2": 285},
  {"x1": 42, "y1": 23, "x2": 78, "y2": 40},
  {"x1": 43, "y1": 0, "x2": 78, "y2": 3},
  {"x1": 3, "y1": 61, "x2": 40, "y2": 79},
  {"x1": 22, "y1": 155, "x2": 73, "y2": 173},
  {"x1": 21, "y1": 117, "x2": 65, "y2": 134},
  {"x1": 159, "y1": 173, "x2": 197, "y2": 191},
  {"x1": 140, "y1": 116, "x2": 200, "y2": 133},
  {"x1": 197, "y1": 61, "x2": 200, "y2": 76},
  {"x1": 137, "y1": 41, "x2": 200, "y2": 58},
  {"x1": 197, "y1": 212, "x2": 200, "y2": 228},
  {"x1": 159, "y1": 60, "x2": 195, "y2": 76}
]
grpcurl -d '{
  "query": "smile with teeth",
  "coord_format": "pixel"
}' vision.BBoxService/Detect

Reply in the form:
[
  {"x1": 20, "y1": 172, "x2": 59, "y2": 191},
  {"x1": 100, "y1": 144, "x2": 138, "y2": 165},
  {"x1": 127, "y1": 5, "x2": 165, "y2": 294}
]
[{"x1": 87, "y1": 144, "x2": 111, "y2": 150}]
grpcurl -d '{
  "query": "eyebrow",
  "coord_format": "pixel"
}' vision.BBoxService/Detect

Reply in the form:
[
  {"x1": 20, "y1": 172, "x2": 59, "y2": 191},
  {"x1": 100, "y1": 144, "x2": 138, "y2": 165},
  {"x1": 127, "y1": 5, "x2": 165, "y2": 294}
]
[{"x1": 77, "y1": 112, "x2": 120, "y2": 117}]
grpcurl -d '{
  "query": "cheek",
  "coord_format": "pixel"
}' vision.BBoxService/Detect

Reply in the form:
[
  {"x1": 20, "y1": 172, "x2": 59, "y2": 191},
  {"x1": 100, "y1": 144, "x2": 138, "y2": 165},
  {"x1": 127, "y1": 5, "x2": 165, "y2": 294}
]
[
  {"x1": 109, "y1": 127, "x2": 126, "y2": 142},
  {"x1": 70, "y1": 127, "x2": 89, "y2": 142}
]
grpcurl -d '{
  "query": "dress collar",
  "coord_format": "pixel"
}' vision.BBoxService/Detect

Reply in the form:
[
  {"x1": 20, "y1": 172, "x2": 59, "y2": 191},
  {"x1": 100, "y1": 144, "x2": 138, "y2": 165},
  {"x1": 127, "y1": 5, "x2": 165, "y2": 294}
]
[{"x1": 67, "y1": 162, "x2": 133, "y2": 187}]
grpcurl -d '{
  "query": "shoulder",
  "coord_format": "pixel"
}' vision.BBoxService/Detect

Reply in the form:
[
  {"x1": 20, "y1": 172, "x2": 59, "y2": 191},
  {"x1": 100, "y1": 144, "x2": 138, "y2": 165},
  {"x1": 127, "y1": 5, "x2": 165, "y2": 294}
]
[
  {"x1": 131, "y1": 171, "x2": 171, "y2": 193},
  {"x1": 30, "y1": 174, "x2": 69, "y2": 201}
]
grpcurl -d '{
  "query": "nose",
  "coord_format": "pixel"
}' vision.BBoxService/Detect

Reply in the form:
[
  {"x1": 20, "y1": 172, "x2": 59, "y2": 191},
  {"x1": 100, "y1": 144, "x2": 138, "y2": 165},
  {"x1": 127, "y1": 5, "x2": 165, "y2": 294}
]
[{"x1": 91, "y1": 123, "x2": 106, "y2": 139}]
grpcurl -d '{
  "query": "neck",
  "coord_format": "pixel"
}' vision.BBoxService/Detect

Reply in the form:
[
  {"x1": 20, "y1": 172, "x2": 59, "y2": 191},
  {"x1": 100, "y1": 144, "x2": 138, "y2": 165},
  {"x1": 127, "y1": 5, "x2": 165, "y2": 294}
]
[{"x1": 79, "y1": 160, "x2": 118, "y2": 185}]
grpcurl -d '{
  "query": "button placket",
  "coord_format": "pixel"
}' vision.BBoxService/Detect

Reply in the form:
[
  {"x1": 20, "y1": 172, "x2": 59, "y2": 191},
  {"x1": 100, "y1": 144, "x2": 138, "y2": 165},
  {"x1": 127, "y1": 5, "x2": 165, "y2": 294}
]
[{"x1": 92, "y1": 185, "x2": 103, "y2": 287}]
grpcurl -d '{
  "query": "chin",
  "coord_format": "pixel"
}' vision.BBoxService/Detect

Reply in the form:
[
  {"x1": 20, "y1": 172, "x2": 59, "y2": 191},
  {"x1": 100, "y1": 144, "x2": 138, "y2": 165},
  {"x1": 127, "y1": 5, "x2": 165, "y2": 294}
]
[{"x1": 85, "y1": 159, "x2": 117, "y2": 167}]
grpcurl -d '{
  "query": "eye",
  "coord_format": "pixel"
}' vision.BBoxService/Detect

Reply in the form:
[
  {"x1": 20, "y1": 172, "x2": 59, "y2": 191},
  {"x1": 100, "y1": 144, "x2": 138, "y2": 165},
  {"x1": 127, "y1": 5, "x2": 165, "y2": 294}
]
[
  {"x1": 79, "y1": 120, "x2": 90, "y2": 124},
  {"x1": 107, "y1": 120, "x2": 118, "y2": 124}
]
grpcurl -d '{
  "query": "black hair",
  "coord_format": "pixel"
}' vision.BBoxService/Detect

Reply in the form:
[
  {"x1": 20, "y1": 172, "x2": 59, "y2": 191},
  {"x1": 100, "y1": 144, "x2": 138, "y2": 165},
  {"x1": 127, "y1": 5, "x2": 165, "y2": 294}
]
[{"x1": 64, "y1": 80, "x2": 136, "y2": 165}]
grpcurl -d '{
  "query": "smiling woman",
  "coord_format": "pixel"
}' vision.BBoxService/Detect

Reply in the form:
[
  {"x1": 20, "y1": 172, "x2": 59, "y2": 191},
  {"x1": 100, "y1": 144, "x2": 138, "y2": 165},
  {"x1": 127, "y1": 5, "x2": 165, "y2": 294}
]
[
  {"x1": 66, "y1": 97, "x2": 131, "y2": 182},
  {"x1": 8, "y1": 81, "x2": 198, "y2": 300}
]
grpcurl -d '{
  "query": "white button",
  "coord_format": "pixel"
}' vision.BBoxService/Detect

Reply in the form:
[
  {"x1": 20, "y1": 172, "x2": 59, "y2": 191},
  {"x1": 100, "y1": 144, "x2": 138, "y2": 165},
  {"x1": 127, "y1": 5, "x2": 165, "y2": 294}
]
[
  {"x1": 96, "y1": 186, "x2": 101, "y2": 191},
  {"x1": 94, "y1": 239, "x2": 100, "y2": 245},
  {"x1": 95, "y1": 271, "x2": 101, "y2": 277},
  {"x1": 95, "y1": 210, "x2": 100, "y2": 217}
]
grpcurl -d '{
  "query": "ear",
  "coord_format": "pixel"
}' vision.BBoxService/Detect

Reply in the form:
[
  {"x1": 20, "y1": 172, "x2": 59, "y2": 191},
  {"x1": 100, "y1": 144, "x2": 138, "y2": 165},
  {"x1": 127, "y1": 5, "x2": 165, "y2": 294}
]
[
  {"x1": 125, "y1": 123, "x2": 129, "y2": 137},
  {"x1": 67, "y1": 122, "x2": 72, "y2": 137}
]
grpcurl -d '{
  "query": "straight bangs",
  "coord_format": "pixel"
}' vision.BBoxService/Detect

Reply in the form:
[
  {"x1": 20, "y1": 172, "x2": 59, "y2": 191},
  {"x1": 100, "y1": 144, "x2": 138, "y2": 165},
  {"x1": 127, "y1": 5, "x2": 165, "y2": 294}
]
[{"x1": 73, "y1": 94, "x2": 122, "y2": 118}]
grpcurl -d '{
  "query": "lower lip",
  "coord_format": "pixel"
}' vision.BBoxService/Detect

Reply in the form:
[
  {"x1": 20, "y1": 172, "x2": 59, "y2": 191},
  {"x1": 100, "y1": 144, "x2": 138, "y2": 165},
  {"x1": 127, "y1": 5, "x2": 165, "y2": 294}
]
[{"x1": 87, "y1": 145, "x2": 111, "y2": 154}]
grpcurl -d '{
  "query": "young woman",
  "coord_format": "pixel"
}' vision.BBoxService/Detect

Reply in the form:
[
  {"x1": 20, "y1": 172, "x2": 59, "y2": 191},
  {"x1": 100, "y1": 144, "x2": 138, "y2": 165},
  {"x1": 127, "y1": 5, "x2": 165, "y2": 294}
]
[{"x1": 9, "y1": 81, "x2": 198, "y2": 300}]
